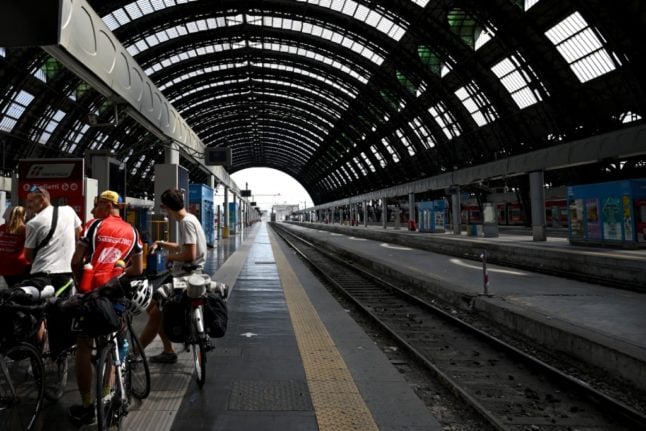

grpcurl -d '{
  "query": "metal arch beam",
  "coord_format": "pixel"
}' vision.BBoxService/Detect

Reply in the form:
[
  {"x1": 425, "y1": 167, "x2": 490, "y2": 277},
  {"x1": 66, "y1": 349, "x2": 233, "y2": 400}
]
[
  {"x1": 159, "y1": 58, "x2": 359, "y2": 109},
  {"x1": 41, "y1": 0, "x2": 236, "y2": 189},
  {"x1": 139, "y1": 31, "x2": 372, "y2": 93}
]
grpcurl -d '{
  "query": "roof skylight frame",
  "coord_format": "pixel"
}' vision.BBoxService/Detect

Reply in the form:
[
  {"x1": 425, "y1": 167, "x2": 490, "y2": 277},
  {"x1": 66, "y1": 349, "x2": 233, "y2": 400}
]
[
  {"x1": 428, "y1": 101, "x2": 462, "y2": 139},
  {"x1": 544, "y1": 11, "x2": 618, "y2": 83},
  {"x1": 491, "y1": 54, "x2": 543, "y2": 109},
  {"x1": 248, "y1": 14, "x2": 385, "y2": 66},
  {"x1": 395, "y1": 128, "x2": 416, "y2": 156},
  {"x1": 409, "y1": 117, "x2": 436, "y2": 149},
  {"x1": 36, "y1": 109, "x2": 66, "y2": 144},
  {"x1": 370, "y1": 144, "x2": 387, "y2": 168},
  {"x1": 0, "y1": 90, "x2": 35, "y2": 132},
  {"x1": 454, "y1": 81, "x2": 499, "y2": 127},
  {"x1": 295, "y1": 0, "x2": 408, "y2": 41},
  {"x1": 381, "y1": 136, "x2": 400, "y2": 163},
  {"x1": 360, "y1": 151, "x2": 376, "y2": 173}
]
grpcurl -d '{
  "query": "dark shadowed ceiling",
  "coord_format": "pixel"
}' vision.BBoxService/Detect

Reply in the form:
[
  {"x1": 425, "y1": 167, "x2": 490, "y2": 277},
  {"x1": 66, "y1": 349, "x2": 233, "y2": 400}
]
[{"x1": 1, "y1": 0, "x2": 645, "y2": 204}]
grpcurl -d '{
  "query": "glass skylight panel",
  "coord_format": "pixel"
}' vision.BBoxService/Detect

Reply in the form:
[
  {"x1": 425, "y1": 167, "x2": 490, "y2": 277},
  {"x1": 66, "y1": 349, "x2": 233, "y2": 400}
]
[
  {"x1": 297, "y1": 0, "x2": 407, "y2": 41},
  {"x1": 334, "y1": 169, "x2": 348, "y2": 185},
  {"x1": 38, "y1": 109, "x2": 66, "y2": 144},
  {"x1": 0, "y1": 47, "x2": 4, "y2": 57},
  {"x1": 618, "y1": 111, "x2": 642, "y2": 124},
  {"x1": 381, "y1": 137, "x2": 400, "y2": 163},
  {"x1": 352, "y1": 156, "x2": 367, "y2": 176},
  {"x1": 32, "y1": 67, "x2": 47, "y2": 83},
  {"x1": 491, "y1": 56, "x2": 542, "y2": 109},
  {"x1": 103, "y1": 0, "x2": 198, "y2": 31},
  {"x1": 411, "y1": 0, "x2": 430, "y2": 7},
  {"x1": 409, "y1": 117, "x2": 435, "y2": 149},
  {"x1": 125, "y1": 2, "x2": 145, "y2": 20},
  {"x1": 396, "y1": 129, "x2": 416, "y2": 156},
  {"x1": 454, "y1": 82, "x2": 498, "y2": 127},
  {"x1": 249, "y1": 15, "x2": 384, "y2": 66},
  {"x1": 428, "y1": 102, "x2": 461, "y2": 139},
  {"x1": 256, "y1": 61, "x2": 359, "y2": 97},
  {"x1": 360, "y1": 152, "x2": 376, "y2": 173},
  {"x1": 345, "y1": 162, "x2": 360, "y2": 180},
  {"x1": 0, "y1": 90, "x2": 35, "y2": 132},
  {"x1": 524, "y1": 0, "x2": 541, "y2": 11},
  {"x1": 370, "y1": 145, "x2": 387, "y2": 168},
  {"x1": 545, "y1": 12, "x2": 617, "y2": 83},
  {"x1": 474, "y1": 27, "x2": 494, "y2": 50}
]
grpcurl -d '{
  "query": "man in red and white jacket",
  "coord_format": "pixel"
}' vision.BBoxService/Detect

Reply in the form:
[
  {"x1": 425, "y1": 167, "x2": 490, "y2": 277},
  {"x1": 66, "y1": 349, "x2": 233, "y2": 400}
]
[{"x1": 68, "y1": 190, "x2": 144, "y2": 426}]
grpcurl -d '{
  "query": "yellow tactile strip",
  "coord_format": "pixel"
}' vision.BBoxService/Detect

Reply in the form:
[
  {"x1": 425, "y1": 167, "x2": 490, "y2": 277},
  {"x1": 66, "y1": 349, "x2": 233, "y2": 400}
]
[{"x1": 269, "y1": 229, "x2": 379, "y2": 431}]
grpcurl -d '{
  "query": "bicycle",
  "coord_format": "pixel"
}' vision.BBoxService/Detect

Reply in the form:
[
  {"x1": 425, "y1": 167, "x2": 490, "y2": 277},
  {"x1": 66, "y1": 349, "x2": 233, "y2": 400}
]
[
  {"x1": 159, "y1": 268, "x2": 228, "y2": 388},
  {"x1": 0, "y1": 286, "x2": 55, "y2": 430},
  {"x1": 70, "y1": 275, "x2": 153, "y2": 430}
]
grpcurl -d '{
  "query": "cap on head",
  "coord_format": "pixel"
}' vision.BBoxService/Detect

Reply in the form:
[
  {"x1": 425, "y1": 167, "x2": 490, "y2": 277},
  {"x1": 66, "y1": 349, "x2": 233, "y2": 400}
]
[{"x1": 99, "y1": 190, "x2": 122, "y2": 205}]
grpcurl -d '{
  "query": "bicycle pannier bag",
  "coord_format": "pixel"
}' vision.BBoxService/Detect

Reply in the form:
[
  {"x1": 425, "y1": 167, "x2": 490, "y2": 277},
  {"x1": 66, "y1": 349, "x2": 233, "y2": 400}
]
[
  {"x1": 72, "y1": 295, "x2": 120, "y2": 336},
  {"x1": 162, "y1": 292, "x2": 188, "y2": 343},
  {"x1": 0, "y1": 309, "x2": 39, "y2": 344},
  {"x1": 203, "y1": 292, "x2": 227, "y2": 338}
]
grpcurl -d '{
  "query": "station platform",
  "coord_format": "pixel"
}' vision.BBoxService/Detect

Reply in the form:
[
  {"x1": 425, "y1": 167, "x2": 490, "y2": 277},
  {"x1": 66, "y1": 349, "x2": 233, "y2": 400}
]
[
  {"x1": 33, "y1": 221, "x2": 440, "y2": 430},
  {"x1": 282, "y1": 221, "x2": 646, "y2": 394}
]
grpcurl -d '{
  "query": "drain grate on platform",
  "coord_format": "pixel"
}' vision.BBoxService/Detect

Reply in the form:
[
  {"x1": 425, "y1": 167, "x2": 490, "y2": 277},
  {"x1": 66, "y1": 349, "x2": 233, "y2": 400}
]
[
  {"x1": 255, "y1": 261, "x2": 276, "y2": 264},
  {"x1": 228, "y1": 380, "x2": 312, "y2": 411}
]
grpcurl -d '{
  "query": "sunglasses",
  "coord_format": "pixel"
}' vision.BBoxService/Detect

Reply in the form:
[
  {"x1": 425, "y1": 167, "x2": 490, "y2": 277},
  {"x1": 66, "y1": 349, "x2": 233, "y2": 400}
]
[{"x1": 29, "y1": 185, "x2": 47, "y2": 194}]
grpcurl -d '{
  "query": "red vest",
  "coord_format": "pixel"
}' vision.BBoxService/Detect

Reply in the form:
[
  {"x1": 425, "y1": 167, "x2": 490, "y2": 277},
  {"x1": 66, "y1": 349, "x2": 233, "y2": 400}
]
[{"x1": 0, "y1": 225, "x2": 30, "y2": 276}]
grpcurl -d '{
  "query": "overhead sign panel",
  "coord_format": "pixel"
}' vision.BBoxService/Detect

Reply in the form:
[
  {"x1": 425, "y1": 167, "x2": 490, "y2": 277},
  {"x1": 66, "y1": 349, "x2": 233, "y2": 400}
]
[
  {"x1": 205, "y1": 147, "x2": 231, "y2": 166},
  {"x1": 0, "y1": 1, "x2": 60, "y2": 46}
]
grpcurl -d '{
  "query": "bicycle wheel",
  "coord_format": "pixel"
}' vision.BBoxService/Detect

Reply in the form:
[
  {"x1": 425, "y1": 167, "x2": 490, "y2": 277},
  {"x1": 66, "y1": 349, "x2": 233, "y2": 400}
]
[
  {"x1": 125, "y1": 320, "x2": 150, "y2": 399},
  {"x1": 0, "y1": 342, "x2": 45, "y2": 431},
  {"x1": 191, "y1": 315, "x2": 207, "y2": 388},
  {"x1": 95, "y1": 343, "x2": 123, "y2": 431}
]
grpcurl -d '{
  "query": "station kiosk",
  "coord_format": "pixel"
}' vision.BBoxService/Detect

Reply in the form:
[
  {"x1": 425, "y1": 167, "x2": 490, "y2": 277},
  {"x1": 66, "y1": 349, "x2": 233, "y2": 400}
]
[{"x1": 417, "y1": 200, "x2": 447, "y2": 233}]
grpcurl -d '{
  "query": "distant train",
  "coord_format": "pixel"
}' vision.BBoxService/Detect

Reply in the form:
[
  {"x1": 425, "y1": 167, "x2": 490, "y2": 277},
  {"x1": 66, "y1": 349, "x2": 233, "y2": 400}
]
[{"x1": 460, "y1": 198, "x2": 568, "y2": 227}]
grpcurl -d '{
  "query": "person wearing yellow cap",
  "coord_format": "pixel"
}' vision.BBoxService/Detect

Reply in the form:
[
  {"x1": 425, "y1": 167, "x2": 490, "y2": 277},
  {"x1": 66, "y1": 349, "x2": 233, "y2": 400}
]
[{"x1": 68, "y1": 190, "x2": 144, "y2": 426}]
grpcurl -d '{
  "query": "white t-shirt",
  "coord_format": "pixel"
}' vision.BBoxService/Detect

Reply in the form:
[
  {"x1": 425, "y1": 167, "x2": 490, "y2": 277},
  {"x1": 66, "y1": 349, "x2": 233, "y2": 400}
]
[
  {"x1": 171, "y1": 212, "x2": 207, "y2": 275},
  {"x1": 25, "y1": 205, "x2": 82, "y2": 274}
]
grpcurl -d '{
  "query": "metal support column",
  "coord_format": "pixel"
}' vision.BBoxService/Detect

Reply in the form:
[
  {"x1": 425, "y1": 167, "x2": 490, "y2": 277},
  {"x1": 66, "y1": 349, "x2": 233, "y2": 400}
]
[
  {"x1": 529, "y1": 171, "x2": 547, "y2": 241},
  {"x1": 451, "y1": 187, "x2": 461, "y2": 235}
]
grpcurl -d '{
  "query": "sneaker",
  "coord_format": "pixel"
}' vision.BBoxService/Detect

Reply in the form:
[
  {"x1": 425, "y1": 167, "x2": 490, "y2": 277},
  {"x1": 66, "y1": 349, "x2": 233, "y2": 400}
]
[
  {"x1": 149, "y1": 351, "x2": 177, "y2": 364},
  {"x1": 68, "y1": 404, "x2": 95, "y2": 426}
]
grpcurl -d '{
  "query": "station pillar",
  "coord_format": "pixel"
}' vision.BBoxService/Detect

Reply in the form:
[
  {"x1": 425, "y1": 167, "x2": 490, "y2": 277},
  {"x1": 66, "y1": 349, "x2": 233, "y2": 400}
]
[
  {"x1": 222, "y1": 186, "x2": 229, "y2": 238},
  {"x1": 529, "y1": 171, "x2": 547, "y2": 241},
  {"x1": 451, "y1": 187, "x2": 461, "y2": 235}
]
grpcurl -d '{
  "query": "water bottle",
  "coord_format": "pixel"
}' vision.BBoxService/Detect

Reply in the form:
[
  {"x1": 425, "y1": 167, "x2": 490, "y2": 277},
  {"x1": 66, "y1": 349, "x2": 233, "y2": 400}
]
[
  {"x1": 79, "y1": 263, "x2": 94, "y2": 293},
  {"x1": 118, "y1": 337, "x2": 129, "y2": 362}
]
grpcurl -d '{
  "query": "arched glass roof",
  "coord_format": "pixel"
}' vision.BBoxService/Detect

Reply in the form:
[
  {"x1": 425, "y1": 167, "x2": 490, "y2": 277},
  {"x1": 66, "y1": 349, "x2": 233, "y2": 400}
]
[{"x1": 1, "y1": 0, "x2": 645, "y2": 203}]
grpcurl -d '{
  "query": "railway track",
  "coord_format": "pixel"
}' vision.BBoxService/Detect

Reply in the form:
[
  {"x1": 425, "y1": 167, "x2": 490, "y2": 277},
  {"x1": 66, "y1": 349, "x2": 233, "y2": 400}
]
[{"x1": 271, "y1": 223, "x2": 646, "y2": 430}]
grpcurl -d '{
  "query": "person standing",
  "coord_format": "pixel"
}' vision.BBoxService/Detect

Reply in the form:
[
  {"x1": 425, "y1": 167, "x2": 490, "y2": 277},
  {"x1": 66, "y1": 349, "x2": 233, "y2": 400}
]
[
  {"x1": 67, "y1": 190, "x2": 144, "y2": 426},
  {"x1": 140, "y1": 188, "x2": 207, "y2": 364},
  {"x1": 24, "y1": 185, "x2": 82, "y2": 297},
  {"x1": 0, "y1": 205, "x2": 30, "y2": 286}
]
